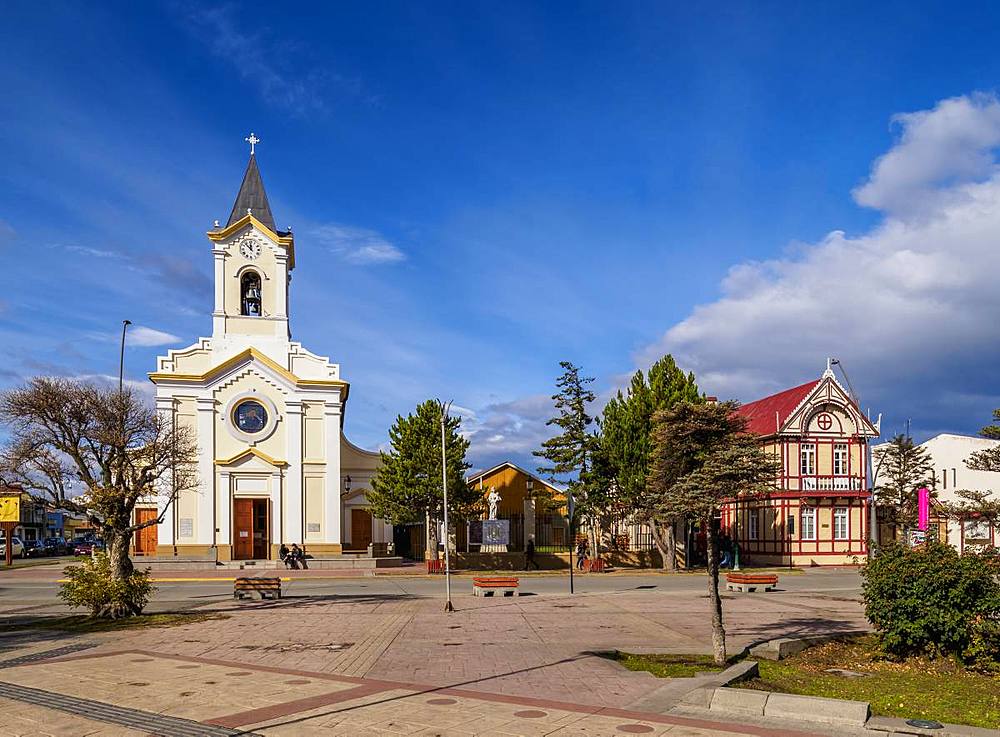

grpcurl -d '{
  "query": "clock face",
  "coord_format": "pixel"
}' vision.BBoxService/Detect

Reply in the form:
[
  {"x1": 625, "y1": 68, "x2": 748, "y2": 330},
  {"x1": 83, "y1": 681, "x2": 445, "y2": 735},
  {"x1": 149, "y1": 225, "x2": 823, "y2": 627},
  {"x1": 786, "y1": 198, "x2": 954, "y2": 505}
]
[{"x1": 240, "y1": 240, "x2": 261, "y2": 260}]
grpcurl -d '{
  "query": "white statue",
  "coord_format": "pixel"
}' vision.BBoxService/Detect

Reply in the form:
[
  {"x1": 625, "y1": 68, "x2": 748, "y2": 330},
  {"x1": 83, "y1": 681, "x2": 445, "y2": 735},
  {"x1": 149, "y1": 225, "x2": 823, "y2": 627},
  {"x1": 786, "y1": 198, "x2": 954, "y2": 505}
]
[{"x1": 487, "y1": 486, "x2": 501, "y2": 520}]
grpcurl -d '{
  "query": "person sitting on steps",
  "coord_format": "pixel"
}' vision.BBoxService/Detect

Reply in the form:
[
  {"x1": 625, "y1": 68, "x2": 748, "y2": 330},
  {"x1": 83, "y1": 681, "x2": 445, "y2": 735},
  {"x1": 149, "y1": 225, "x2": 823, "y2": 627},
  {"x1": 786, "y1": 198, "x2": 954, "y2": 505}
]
[{"x1": 290, "y1": 543, "x2": 308, "y2": 570}]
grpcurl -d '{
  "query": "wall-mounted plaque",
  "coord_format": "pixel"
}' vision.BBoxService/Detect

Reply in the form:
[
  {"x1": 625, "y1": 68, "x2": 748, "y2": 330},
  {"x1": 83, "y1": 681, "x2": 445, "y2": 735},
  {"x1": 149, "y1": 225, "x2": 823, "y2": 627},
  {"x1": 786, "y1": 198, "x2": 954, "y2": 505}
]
[
  {"x1": 179, "y1": 518, "x2": 193, "y2": 537},
  {"x1": 306, "y1": 522, "x2": 321, "y2": 533}
]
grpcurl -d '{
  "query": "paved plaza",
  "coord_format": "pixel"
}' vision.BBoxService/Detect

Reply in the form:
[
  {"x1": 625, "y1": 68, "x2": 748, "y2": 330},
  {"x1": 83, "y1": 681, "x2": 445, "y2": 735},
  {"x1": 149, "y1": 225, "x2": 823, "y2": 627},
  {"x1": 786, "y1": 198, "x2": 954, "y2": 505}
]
[{"x1": 0, "y1": 568, "x2": 868, "y2": 736}]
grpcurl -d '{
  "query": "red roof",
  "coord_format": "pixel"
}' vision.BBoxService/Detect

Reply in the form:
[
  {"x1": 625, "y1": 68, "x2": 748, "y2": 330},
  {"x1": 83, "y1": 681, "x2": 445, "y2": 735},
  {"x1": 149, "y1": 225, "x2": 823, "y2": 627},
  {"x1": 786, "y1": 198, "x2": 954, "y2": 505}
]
[{"x1": 736, "y1": 380, "x2": 819, "y2": 436}]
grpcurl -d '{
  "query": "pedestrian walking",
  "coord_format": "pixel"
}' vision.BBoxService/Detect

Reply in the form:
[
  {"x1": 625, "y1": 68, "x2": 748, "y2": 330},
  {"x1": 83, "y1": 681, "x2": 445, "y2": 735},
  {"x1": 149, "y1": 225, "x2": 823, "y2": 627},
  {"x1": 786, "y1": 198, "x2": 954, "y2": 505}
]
[
  {"x1": 576, "y1": 539, "x2": 588, "y2": 570},
  {"x1": 525, "y1": 535, "x2": 540, "y2": 570}
]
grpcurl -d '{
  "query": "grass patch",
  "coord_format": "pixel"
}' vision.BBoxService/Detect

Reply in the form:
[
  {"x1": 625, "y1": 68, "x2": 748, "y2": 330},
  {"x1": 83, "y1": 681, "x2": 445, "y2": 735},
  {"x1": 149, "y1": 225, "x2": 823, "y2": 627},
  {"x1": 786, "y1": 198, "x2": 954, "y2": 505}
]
[
  {"x1": 0, "y1": 612, "x2": 228, "y2": 634},
  {"x1": 607, "y1": 651, "x2": 729, "y2": 678},
  {"x1": 742, "y1": 636, "x2": 1000, "y2": 729}
]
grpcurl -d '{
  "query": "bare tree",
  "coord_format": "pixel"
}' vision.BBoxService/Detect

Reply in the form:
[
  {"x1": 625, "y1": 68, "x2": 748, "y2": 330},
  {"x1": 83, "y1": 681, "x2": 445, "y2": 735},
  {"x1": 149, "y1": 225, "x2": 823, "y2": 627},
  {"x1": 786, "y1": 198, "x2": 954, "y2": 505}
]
[{"x1": 0, "y1": 378, "x2": 197, "y2": 615}]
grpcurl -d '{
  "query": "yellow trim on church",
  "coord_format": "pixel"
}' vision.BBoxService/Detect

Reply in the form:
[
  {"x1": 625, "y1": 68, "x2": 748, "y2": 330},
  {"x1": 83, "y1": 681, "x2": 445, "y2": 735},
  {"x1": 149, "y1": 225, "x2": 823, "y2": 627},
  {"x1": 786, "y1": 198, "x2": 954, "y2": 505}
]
[
  {"x1": 148, "y1": 347, "x2": 350, "y2": 398},
  {"x1": 207, "y1": 214, "x2": 295, "y2": 267},
  {"x1": 215, "y1": 448, "x2": 289, "y2": 468}
]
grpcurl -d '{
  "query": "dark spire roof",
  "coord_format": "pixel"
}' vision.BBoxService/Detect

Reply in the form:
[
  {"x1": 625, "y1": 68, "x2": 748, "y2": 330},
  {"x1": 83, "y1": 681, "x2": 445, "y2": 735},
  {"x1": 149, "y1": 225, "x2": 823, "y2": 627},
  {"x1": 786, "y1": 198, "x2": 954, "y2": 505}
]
[{"x1": 227, "y1": 155, "x2": 277, "y2": 233}]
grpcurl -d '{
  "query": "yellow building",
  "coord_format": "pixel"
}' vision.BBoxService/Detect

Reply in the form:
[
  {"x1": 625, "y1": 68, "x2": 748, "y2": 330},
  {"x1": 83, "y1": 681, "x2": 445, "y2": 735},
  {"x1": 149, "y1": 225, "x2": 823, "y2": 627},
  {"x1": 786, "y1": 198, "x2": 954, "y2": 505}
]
[
  {"x1": 722, "y1": 362, "x2": 880, "y2": 566},
  {"x1": 465, "y1": 462, "x2": 567, "y2": 551}
]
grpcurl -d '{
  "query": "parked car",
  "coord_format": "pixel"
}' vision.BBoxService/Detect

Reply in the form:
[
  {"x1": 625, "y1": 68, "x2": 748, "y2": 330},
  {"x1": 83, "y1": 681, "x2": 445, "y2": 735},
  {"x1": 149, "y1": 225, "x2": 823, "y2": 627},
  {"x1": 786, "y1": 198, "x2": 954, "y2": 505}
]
[
  {"x1": 72, "y1": 539, "x2": 104, "y2": 556},
  {"x1": 0, "y1": 536, "x2": 26, "y2": 559},
  {"x1": 22, "y1": 539, "x2": 49, "y2": 558},
  {"x1": 43, "y1": 537, "x2": 70, "y2": 556}
]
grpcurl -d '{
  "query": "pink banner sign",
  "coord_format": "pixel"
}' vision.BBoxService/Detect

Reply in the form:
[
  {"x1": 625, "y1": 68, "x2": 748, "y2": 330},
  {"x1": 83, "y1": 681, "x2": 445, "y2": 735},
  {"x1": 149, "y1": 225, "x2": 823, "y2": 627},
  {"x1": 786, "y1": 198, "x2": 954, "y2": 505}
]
[{"x1": 918, "y1": 487, "x2": 930, "y2": 531}]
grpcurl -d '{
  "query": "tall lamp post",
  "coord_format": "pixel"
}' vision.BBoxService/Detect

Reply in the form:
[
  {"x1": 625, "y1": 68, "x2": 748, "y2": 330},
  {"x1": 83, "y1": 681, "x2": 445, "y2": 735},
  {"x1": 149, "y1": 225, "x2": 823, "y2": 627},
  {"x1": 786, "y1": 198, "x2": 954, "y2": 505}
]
[
  {"x1": 118, "y1": 320, "x2": 132, "y2": 393},
  {"x1": 438, "y1": 400, "x2": 454, "y2": 612}
]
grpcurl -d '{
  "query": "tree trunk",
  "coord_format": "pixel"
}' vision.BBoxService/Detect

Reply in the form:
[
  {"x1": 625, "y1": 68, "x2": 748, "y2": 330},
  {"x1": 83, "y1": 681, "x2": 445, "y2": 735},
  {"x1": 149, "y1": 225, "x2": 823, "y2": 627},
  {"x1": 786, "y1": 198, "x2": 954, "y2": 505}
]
[
  {"x1": 588, "y1": 519, "x2": 600, "y2": 568},
  {"x1": 649, "y1": 518, "x2": 677, "y2": 571},
  {"x1": 426, "y1": 512, "x2": 440, "y2": 561},
  {"x1": 704, "y1": 520, "x2": 727, "y2": 666},
  {"x1": 101, "y1": 530, "x2": 140, "y2": 619}
]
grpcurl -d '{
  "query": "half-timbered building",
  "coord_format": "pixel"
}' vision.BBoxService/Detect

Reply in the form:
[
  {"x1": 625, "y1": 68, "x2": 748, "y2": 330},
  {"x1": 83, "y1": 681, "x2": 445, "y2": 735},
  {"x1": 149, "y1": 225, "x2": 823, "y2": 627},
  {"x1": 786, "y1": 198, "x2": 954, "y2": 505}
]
[{"x1": 721, "y1": 362, "x2": 881, "y2": 566}]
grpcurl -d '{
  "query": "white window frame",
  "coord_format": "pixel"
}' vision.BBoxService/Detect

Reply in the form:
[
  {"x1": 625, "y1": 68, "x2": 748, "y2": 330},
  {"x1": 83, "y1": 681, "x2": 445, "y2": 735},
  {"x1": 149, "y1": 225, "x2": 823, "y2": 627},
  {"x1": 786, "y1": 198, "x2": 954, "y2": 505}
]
[
  {"x1": 749, "y1": 509, "x2": 759, "y2": 540},
  {"x1": 833, "y1": 507, "x2": 849, "y2": 540},
  {"x1": 800, "y1": 444, "x2": 816, "y2": 476},
  {"x1": 833, "y1": 444, "x2": 848, "y2": 476},
  {"x1": 801, "y1": 507, "x2": 816, "y2": 540}
]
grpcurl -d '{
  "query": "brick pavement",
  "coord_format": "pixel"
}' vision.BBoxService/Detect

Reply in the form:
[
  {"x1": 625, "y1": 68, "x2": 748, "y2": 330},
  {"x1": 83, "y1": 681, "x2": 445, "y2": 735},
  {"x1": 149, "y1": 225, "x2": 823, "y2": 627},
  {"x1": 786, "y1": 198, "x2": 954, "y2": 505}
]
[
  {"x1": 0, "y1": 648, "x2": 831, "y2": 736},
  {"x1": 95, "y1": 581, "x2": 867, "y2": 710}
]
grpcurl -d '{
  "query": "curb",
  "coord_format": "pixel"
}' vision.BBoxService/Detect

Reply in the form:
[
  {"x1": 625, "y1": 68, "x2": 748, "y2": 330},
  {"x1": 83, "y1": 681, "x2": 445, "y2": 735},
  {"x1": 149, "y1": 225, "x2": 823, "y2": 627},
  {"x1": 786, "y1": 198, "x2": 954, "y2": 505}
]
[{"x1": 749, "y1": 631, "x2": 867, "y2": 661}]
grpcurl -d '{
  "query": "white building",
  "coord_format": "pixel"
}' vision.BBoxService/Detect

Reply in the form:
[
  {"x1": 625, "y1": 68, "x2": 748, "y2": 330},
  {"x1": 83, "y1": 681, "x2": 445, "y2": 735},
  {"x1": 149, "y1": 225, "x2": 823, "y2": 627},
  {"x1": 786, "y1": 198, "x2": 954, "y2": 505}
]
[
  {"x1": 143, "y1": 149, "x2": 390, "y2": 561},
  {"x1": 921, "y1": 433, "x2": 999, "y2": 553},
  {"x1": 873, "y1": 433, "x2": 999, "y2": 554}
]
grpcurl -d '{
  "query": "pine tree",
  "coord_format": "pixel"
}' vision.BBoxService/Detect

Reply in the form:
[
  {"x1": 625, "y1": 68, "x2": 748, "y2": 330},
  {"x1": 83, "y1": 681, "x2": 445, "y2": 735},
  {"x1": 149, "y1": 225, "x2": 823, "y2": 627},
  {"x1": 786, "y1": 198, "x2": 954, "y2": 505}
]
[
  {"x1": 599, "y1": 355, "x2": 700, "y2": 570},
  {"x1": 648, "y1": 400, "x2": 779, "y2": 665},
  {"x1": 368, "y1": 400, "x2": 479, "y2": 560},
  {"x1": 873, "y1": 434, "x2": 934, "y2": 530},
  {"x1": 534, "y1": 362, "x2": 601, "y2": 557}
]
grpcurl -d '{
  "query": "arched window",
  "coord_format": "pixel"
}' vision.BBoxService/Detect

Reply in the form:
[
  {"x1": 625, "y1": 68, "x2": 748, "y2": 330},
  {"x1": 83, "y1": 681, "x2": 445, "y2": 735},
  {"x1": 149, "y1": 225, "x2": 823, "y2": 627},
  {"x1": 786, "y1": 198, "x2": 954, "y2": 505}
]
[{"x1": 241, "y1": 272, "x2": 262, "y2": 316}]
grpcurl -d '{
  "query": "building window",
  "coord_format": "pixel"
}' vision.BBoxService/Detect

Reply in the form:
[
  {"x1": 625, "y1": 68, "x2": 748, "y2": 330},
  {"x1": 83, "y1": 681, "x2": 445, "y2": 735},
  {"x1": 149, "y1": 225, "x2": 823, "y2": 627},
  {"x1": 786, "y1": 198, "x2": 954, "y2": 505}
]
[
  {"x1": 233, "y1": 399, "x2": 268, "y2": 434},
  {"x1": 787, "y1": 514, "x2": 795, "y2": 536},
  {"x1": 749, "y1": 510, "x2": 759, "y2": 540},
  {"x1": 833, "y1": 444, "x2": 848, "y2": 475},
  {"x1": 800, "y1": 444, "x2": 816, "y2": 476},
  {"x1": 942, "y1": 468, "x2": 948, "y2": 490},
  {"x1": 241, "y1": 271, "x2": 262, "y2": 316},
  {"x1": 834, "y1": 507, "x2": 848, "y2": 540},
  {"x1": 801, "y1": 507, "x2": 816, "y2": 540}
]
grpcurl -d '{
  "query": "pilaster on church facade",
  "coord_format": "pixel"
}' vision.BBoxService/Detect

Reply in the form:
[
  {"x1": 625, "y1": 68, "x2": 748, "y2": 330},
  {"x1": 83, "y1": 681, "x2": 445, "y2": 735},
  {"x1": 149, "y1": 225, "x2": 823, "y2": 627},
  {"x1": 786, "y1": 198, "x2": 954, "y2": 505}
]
[{"x1": 143, "y1": 146, "x2": 384, "y2": 562}]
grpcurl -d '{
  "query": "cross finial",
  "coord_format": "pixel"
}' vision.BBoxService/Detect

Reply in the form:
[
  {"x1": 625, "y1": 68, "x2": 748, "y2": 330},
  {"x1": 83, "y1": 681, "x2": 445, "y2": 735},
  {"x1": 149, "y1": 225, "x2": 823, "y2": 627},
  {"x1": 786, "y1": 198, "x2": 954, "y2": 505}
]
[{"x1": 245, "y1": 132, "x2": 260, "y2": 155}]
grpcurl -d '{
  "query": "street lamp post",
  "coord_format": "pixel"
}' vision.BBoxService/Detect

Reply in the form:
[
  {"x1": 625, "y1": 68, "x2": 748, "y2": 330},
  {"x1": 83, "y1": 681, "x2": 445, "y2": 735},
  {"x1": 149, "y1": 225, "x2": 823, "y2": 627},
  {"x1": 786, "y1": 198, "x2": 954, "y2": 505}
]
[
  {"x1": 118, "y1": 320, "x2": 132, "y2": 394},
  {"x1": 439, "y1": 400, "x2": 454, "y2": 612}
]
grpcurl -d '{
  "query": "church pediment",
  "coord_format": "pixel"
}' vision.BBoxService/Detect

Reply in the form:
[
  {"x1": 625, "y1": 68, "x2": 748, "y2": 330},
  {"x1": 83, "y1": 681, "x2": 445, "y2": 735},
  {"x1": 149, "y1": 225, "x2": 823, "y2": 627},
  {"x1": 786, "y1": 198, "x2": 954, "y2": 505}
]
[
  {"x1": 150, "y1": 347, "x2": 348, "y2": 398},
  {"x1": 216, "y1": 448, "x2": 288, "y2": 469}
]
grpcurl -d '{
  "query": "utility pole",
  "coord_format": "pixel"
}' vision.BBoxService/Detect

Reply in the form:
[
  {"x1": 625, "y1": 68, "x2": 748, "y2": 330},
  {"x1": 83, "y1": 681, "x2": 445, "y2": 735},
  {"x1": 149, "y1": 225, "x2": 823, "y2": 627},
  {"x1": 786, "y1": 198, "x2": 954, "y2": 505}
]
[
  {"x1": 568, "y1": 493, "x2": 575, "y2": 594},
  {"x1": 439, "y1": 400, "x2": 454, "y2": 612},
  {"x1": 119, "y1": 320, "x2": 132, "y2": 393}
]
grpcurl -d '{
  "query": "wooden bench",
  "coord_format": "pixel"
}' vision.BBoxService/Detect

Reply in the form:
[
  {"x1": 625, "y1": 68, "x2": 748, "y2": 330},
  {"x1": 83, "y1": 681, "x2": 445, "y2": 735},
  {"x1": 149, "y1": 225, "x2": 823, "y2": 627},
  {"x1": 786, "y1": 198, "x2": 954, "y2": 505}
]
[
  {"x1": 234, "y1": 576, "x2": 282, "y2": 600},
  {"x1": 472, "y1": 576, "x2": 519, "y2": 597},
  {"x1": 725, "y1": 572, "x2": 778, "y2": 593}
]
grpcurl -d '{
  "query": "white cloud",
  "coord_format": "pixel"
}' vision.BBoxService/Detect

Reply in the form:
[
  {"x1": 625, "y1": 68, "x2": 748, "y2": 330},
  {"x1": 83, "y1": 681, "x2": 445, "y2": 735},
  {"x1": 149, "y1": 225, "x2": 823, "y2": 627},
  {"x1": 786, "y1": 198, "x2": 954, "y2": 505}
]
[
  {"x1": 311, "y1": 223, "x2": 405, "y2": 265},
  {"x1": 65, "y1": 244, "x2": 117, "y2": 258},
  {"x1": 639, "y1": 93, "x2": 1000, "y2": 433},
  {"x1": 853, "y1": 93, "x2": 1000, "y2": 218},
  {"x1": 127, "y1": 325, "x2": 184, "y2": 347}
]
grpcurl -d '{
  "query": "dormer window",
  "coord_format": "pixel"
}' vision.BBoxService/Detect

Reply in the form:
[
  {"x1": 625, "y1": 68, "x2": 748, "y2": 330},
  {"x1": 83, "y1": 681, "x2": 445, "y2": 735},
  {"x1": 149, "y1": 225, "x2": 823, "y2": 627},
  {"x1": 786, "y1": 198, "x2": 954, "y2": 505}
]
[{"x1": 241, "y1": 272, "x2": 262, "y2": 316}]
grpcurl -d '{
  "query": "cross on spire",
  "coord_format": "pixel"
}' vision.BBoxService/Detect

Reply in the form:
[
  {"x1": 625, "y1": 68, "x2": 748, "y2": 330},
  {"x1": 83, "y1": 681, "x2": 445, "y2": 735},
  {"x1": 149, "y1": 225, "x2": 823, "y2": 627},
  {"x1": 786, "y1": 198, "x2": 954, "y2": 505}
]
[{"x1": 245, "y1": 132, "x2": 260, "y2": 156}]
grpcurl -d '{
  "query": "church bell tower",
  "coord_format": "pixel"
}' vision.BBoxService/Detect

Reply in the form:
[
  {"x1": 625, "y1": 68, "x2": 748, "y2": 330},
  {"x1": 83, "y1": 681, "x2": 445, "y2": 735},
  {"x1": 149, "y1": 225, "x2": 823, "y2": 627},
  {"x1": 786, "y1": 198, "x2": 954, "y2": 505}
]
[{"x1": 207, "y1": 135, "x2": 296, "y2": 355}]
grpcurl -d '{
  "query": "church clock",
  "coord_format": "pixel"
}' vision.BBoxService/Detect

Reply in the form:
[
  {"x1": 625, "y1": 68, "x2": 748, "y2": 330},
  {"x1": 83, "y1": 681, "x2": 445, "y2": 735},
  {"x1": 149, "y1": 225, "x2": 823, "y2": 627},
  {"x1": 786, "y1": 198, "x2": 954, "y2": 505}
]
[{"x1": 239, "y1": 239, "x2": 261, "y2": 260}]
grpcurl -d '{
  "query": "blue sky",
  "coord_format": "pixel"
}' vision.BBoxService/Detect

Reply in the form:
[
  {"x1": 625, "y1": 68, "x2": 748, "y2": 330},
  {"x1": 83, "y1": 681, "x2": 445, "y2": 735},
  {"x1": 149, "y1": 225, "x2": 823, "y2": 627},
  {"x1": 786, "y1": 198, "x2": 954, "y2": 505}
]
[{"x1": 4, "y1": 1, "x2": 1000, "y2": 470}]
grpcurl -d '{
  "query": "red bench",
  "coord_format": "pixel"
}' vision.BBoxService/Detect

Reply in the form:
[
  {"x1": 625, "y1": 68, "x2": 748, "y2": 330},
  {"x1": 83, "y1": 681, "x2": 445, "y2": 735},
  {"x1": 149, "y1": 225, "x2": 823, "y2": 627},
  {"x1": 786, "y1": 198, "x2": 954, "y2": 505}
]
[
  {"x1": 725, "y1": 572, "x2": 778, "y2": 593},
  {"x1": 427, "y1": 559, "x2": 445, "y2": 574},
  {"x1": 472, "y1": 576, "x2": 519, "y2": 597}
]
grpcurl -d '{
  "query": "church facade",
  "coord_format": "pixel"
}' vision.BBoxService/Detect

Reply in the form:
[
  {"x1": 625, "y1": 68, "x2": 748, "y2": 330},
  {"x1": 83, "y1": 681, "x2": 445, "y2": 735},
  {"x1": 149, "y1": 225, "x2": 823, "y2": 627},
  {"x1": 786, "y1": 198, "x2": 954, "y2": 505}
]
[{"x1": 144, "y1": 149, "x2": 388, "y2": 561}]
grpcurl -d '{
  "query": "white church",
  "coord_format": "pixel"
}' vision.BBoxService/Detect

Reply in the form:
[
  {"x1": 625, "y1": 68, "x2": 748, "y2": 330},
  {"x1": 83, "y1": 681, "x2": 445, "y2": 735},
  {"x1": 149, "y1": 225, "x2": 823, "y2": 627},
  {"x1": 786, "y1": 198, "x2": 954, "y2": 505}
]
[{"x1": 142, "y1": 141, "x2": 392, "y2": 563}]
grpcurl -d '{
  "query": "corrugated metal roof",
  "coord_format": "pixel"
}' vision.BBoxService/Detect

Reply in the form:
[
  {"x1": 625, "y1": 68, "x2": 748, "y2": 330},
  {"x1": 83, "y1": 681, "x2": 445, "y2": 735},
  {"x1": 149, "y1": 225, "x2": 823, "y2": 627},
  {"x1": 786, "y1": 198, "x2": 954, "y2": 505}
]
[
  {"x1": 227, "y1": 154, "x2": 276, "y2": 233},
  {"x1": 736, "y1": 380, "x2": 819, "y2": 436}
]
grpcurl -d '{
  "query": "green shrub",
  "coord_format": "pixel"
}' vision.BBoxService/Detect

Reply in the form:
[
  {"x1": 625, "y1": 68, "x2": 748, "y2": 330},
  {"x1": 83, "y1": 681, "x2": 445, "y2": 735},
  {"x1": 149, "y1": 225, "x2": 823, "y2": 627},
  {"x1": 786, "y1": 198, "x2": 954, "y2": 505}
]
[
  {"x1": 861, "y1": 541, "x2": 1000, "y2": 665},
  {"x1": 59, "y1": 553, "x2": 155, "y2": 619}
]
